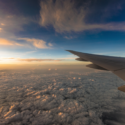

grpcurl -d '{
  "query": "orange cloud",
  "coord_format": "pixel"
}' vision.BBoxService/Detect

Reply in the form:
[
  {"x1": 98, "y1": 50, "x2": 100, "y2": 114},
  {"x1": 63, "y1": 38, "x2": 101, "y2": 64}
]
[
  {"x1": 4, "y1": 57, "x2": 76, "y2": 62},
  {"x1": 0, "y1": 28, "x2": 2, "y2": 32},
  {"x1": 3, "y1": 58, "x2": 15, "y2": 59},
  {"x1": 0, "y1": 38, "x2": 23, "y2": 46},
  {"x1": 18, "y1": 38, "x2": 52, "y2": 49},
  {"x1": 17, "y1": 58, "x2": 62, "y2": 62},
  {"x1": 0, "y1": 38, "x2": 14, "y2": 45},
  {"x1": 1, "y1": 23, "x2": 5, "y2": 26}
]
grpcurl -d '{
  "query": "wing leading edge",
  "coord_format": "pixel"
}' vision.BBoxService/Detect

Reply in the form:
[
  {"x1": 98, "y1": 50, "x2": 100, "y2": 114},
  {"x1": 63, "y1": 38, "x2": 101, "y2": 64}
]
[{"x1": 67, "y1": 50, "x2": 125, "y2": 92}]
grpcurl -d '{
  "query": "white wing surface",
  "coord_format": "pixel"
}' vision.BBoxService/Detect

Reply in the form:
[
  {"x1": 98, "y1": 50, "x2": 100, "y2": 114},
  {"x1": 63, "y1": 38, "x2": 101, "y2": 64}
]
[{"x1": 67, "y1": 50, "x2": 125, "y2": 92}]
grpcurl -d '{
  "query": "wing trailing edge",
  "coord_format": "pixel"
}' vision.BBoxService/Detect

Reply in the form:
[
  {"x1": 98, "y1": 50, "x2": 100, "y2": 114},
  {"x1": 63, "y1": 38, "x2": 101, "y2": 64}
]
[
  {"x1": 86, "y1": 63, "x2": 108, "y2": 70},
  {"x1": 67, "y1": 50, "x2": 125, "y2": 92}
]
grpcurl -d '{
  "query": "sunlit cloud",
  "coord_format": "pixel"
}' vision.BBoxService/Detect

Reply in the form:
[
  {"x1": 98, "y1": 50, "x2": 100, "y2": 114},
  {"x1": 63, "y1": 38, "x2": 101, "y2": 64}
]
[
  {"x1": 40, "y1": 0, "x2": 125, "y2": 33},
  {"x1": 18, "y1": 38, "x2": 52, "y2": 49},
  {"x1": 0, "y1": 28, "x2": 2, "y2": 32},
  {"x1": 7, "y1": 15, "x2": 13, "y2": 18},
  {"x1": 59, "y1": 57, "x2": 76, "y2": 60},
  {"x1": 0, "y1": 68, "x2": 125, "y2": 124},
  {"x1": 3, "y1": 57, "x2": 76, "y2": 62},
  {"x1": 1, "y1": 23, "x2": 5, "y2": 26},
  {"x1": 48, "y1": 43, "x2": 53, "y2": 47},
  {"x1": 0, "y1": 38, "x2": 23, "y2": 46},
  {"x1": 2, "y1": 57, "x2": 76, "y2": 62},
  {"x1": 17, "y1": 58, "x2": 62, "y2": 62},
  {"x1": 64, "y1": 36, "x2": 74, "y2": 39},
  {"x1": 3, "y1": 58, "x2": 15, "y2": 59}
]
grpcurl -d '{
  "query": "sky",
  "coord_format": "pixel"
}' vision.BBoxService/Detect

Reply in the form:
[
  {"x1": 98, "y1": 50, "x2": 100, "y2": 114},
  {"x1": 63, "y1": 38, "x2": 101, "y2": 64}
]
[{"x1": 1, "y1": 0, "x2": 125, "y2": 65}]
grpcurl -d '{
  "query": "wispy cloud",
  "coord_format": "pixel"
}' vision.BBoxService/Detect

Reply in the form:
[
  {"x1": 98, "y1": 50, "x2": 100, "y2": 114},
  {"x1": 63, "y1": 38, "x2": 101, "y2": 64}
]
[
  {"x1": 0, "y1": 14, "x2": 35, "y2": 40},
  {"x1": 59, "y1": 57, "x2": 76, "y2": 60},
  {"x1": 4, "y1": 56, "x2": 76, "y2": 62},
  {"x1": 0, "y1": 38, "x2": 23, "y2": 46},
  {"x1": 18, "y1": 38, "x2": 52, "y2": 49},
  {"x1": 64, "y1": 36, "x2": 76, "y2": 39},
  {"x1": 48, "y1": 43, "x2": 53, "y2": 47},
  {"x1": 0, "y1": 15, "x2": 30, "y2": 33},
  {"x1": 40, "y1": 0, "x2": 125, "y2": 33},
  {"x1": 3, "y1": 58, "x2": 15, "y2": 59},
  {"x1": 0, "y1": 28, "x2": 2, "y2": 32},
  {"x1": 17, "y1": 58, "x2": 62, "y2": 62},
  {"x1": 1, "y1": 23, "x2": 5, "y2": 26}
]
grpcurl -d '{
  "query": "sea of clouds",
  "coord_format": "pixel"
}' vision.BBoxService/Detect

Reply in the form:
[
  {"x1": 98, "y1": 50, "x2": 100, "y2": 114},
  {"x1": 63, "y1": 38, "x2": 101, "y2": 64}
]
[{"x1": 0, "y1": 68, "x2": 125, "y2": 125}]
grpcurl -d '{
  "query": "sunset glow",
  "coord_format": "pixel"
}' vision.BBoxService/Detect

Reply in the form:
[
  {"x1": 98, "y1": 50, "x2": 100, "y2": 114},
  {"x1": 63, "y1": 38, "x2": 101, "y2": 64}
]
[
  {"x1": 1, "y1": 1, "x2": 125, "y2": 124},
  {"x1": 0, "y1": 0, "x2": 125, "y2": 67}
]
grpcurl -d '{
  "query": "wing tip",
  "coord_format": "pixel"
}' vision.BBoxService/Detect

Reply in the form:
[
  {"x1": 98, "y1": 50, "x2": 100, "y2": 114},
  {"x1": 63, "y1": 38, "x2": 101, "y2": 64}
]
[
  {"x1": 66, "y1": 50, "x2": 74, "y2": 52},
  {"x1": 66, "y1": 50, "x2": 77, "y2": 55}
]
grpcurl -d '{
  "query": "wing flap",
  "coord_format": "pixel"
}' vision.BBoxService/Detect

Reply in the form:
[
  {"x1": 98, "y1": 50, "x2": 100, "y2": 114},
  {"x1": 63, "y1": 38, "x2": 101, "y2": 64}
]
[
  {"x1": 86, "y1": 63, "x2": 108, "y2": 70},
  {"x1": 75, "y1": 58, "x2": 88, "y2": 61}
]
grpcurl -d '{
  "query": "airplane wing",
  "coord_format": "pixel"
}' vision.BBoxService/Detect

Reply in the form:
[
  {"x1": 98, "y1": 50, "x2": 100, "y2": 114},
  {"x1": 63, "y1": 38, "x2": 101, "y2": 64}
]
[{"x1": 67, "y1": 50, "x2": 125, "y2": 92}]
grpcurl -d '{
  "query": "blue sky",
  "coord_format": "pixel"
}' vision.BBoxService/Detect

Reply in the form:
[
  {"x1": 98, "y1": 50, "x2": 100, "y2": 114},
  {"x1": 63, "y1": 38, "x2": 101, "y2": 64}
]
[{"x1": 0, "y1": 0, "x2": 125, "y2": 64}]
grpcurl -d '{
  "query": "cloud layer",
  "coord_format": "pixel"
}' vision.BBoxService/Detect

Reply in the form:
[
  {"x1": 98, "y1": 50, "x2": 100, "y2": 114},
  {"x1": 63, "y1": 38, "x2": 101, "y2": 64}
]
[
  {"x1": 17, "y1": 58, "x2": 61, "y2": 62},
  {"x1": 40, "y1": 0, "x2": 125, "y2": 33},
  {"x1": 3, "y1": 57, "x2": 75, "y2": 62},
  {"x1": 0, "y1": 69, "x2": 125, "y2": 125}
]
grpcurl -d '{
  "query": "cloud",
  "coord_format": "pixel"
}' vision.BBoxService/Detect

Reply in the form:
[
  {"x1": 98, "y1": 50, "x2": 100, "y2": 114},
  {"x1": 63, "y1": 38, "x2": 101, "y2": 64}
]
[
  {"x1": 58, "y1": 57, "x2": 76, "y2": 60},
  {"x1": 1, "y1": 23, "x2": 5, "y2": 26},
  {"x1": 2, "y1": 56, "x2": 75, "y2": 62},
  {"x1": 17, "y1": 58, "x2": 62, "y2": 62},
  {"x1": 64, "y1": 36, "x2": 76, "y2": 39},
  {"x1": 0, "y1": 14, "x2": 34, "y2": 39},
  {"x1": 0, "y1": 38, "x2": 23, "y2": 46},
  {"x1": 0, "y1": 15, "x2": 30, "y2": 34},
  {"x1": 0, "y1": 70, "x2": 125, "y2": 125},
  {"x1": 0, "y1": 28, "x2": 2, "y2": 32},
  {"x1": 18, "y1": 38, "x2": 52, "y2": 49},
  {"x1": 48, "y1": 43, "x2": 53, "y2": 47},
  {"x1": 40, "y1": 0, "x2": 125, "y2": 33},
  {"x1": 3, "y1": 58, "x2": 15, "y2": 59}
]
